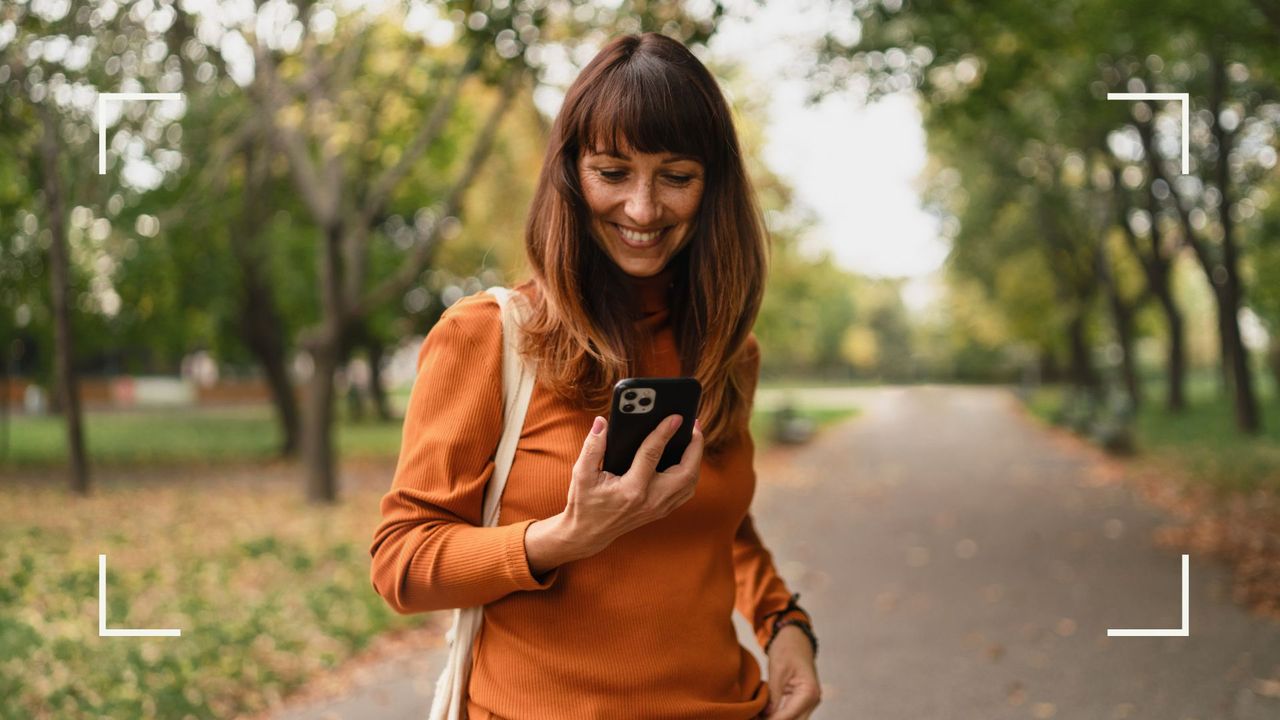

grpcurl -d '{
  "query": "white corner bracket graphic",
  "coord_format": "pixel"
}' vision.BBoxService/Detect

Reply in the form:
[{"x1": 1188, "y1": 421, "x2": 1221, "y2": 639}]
[
  {"x1": 98, "y1": 554, "x2": 182, "y2": 637},
  {"x1": 97, "y1": 92, "x2": 184, "y2": 175},
  {"x1": 1105, "y1": 92, "x2": 1190, "y2": 175},
  {"x1": 1107, "y1": 554, "x2": 1189, "y2": 637}
]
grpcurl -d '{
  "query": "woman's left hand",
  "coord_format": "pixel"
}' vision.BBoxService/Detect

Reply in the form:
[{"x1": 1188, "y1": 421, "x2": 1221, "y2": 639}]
[{"x1": 762, "y1": 624, "x2": 821, "y2": 719}]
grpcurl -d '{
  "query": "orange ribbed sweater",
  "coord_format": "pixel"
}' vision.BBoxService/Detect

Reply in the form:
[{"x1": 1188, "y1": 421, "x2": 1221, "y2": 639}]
[{"x1": 369, "y1": 272, "x2": 809, "y2": 720}]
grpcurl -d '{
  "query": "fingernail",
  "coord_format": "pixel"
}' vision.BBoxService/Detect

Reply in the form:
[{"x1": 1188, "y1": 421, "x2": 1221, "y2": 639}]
[
  {"x1": 668, "y1": 415, "x2": 682, "y2": 431},
  {"x1": 694, "y1": 418, "x2": 702, "y2": 432},
  {"x1": 591, "y1": 416, "x2": 604, "y2": 435}
]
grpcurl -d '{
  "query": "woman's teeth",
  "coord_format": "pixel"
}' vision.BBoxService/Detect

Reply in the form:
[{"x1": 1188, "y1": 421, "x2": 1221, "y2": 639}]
[{"x1": 616, "y1": 224, "x2": 665, "y2": 247}]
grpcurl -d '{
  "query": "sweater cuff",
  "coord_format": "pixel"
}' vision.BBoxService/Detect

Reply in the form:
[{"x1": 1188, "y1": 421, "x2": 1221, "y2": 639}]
[
  {"x1": 505, "y1": 518, "x2": 561, "y2": 591},
  {"x1": 755, "y1": 608, "x2": 811, "y2": 649}
]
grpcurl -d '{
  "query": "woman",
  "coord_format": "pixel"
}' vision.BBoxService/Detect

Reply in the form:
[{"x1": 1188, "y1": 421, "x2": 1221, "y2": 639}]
[{"x1": 370, "y1": 32, "x2": 821, "y2": 720}]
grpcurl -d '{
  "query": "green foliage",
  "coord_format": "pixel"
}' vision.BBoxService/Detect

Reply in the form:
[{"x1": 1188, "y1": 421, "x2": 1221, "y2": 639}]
[
  {"x1": 756, "y1": 242, "x2": 858, "y2": 377},
  {"x1": 816, "y1": 0, "x2": 1280, "y2": 399}
]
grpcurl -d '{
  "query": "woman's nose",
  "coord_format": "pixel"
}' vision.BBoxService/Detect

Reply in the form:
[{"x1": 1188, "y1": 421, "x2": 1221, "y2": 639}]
[{"x1": 623, "y1": 181, "x2": 660, "y2": 226}]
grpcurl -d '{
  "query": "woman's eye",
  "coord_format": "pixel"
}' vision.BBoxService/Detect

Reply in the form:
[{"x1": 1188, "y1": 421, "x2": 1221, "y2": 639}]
[
  {"x1": 665, "y1": 174, "x2": 694, "y2": 185},
  {"x1": 598, "y1": 170, "x2": 627, "y2": 181}
]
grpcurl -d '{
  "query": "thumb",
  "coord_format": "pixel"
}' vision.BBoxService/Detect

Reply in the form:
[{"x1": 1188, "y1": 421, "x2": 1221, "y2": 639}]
[{"x1": 573, "y1": 416, "x2": 608, "y2": 480}]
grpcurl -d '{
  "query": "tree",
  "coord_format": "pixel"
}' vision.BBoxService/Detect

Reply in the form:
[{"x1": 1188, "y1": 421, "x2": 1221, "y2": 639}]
[
  {"x1": 2, "y1": 0, "x2": 187, "y2": 491},
  {"x1": 813, "y1": 0, "x2": 1279, "y2": 430}
]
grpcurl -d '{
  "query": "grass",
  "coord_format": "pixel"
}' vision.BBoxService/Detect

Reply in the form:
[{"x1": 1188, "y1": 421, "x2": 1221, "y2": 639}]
[
  {"x1": 2, "y1": 397, "x2": 861, "y2": 468},
  {"x1": 749, "y1": 405, "x2": 861, "y2": 450},
  {"x1": 0, "y1": 463, "x2": 422, "y2": 720},
  {"x1": 0, "y1": 405, "x2": 405, "y2": 468},
  {"x1": 1024, "y1": 373, "x2": 1280, "y2": 496}
]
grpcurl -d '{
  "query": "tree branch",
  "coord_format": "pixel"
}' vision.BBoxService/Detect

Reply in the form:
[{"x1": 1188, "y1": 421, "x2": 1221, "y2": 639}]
[
  {"x1": 360, "y1": 41, "x2": 487, "y2": 224},
  {"x1": 354, "y1": 67, "x2": 524, "y2": 320},
  {"x1": 252, "y1": 40, "x2": 334, "y2": 224},
  {"x1": 1134, "y1": 115, "x2": 1217, "y2": 280}
]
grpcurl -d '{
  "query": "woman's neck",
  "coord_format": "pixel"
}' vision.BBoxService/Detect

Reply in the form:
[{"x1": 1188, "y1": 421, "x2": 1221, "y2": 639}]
[{"x1": 627, "y1": 266, "x2": 675, "y2": 315}]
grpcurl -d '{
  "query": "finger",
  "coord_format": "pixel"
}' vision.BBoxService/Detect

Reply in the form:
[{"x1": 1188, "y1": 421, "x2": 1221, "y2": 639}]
[
  {"x1": 769, "y1": 693, "x2": 803, "y2": 720},
  {"x1": 764, "y1": 691, "x2": 791, "y2": 720},
  {"x1": 764, "y1": 674, "x2": 784, "y2": 718},
  {"x1": 627, "y1": 414, "x2": 682, "y2": 477},
  {"x1": 668, "y1": 417, "x2": 704, "y2": 473},
  {"x1": 572, "y1": 416, "x2": 608, "y2": 480}
]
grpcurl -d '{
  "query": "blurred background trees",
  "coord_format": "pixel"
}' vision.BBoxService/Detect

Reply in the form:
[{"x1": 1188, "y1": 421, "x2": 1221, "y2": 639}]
[
  {"x1": 3, "y1": 0, "x2": 1279, "y2": 499},
  {"x1": 807, "y1": 0, "x2": 1280, "y2": 438}
]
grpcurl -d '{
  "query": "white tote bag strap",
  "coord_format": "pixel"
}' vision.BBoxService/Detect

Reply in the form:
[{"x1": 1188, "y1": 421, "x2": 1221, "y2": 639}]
[{"x1": 429, "y1": 286, "x2": 537, "y2": 720}]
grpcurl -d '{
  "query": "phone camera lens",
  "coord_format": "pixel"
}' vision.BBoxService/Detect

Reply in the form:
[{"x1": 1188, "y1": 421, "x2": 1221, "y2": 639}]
[
  {"x1": 623, "y1": 391, "x2": 637, "y2": 401},
  {"x1": 622, "y1": 403, "x2": 635, "y2": 412},
  {"x1": 638, "y1": 397, "x2": 652, "y2": 406}
]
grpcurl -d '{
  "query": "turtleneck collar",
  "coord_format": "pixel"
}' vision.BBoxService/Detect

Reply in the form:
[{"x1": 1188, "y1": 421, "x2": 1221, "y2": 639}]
[{"x1": 627, "y1": 265, "x2": 675, "y2": 317}]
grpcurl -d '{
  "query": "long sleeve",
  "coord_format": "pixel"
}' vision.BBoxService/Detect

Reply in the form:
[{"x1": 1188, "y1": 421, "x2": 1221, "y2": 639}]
[
  {"x1": 731, "y1": 334, "x2": 813, "y2": 649},
  {"x1": 733, "y1": 510, "x2": 812, "y2": 649},
  {"x1": 368, "y1": 294, "x2": 559, "y2": 615}
]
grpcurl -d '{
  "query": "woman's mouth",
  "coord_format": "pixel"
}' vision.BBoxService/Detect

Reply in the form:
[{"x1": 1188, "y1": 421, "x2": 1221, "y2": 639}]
[{"x1": 612, "y1": 223, "x2": 667, "y2": 249}]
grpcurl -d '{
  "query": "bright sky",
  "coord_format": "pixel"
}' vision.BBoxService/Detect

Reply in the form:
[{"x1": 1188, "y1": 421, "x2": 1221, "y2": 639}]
[
  {"x1": 704, "y1": 1, "x2": 949, "y2": 320},
  {"x1": 707, "y1": 0, "x2": 947, "y2": 286}
]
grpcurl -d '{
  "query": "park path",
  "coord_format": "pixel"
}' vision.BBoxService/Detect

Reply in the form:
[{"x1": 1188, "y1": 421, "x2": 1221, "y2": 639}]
[{"x1": 270, "y1": 386, "x2": 1280, "y2": 720}]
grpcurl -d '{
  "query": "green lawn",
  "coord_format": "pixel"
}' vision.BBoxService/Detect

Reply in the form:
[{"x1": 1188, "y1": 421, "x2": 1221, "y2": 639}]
[
  {"x1": 1025, "y1": 374, "x2": 1280, "y2": 496},
  {"x1": 3, "y1": 399, "x2": 859, "y2": 468},
  {"x1": 0, "y1": 405, "x2": 405, "y2": 467},
  {"x1": 749, "y1": 405, "x2": 860, "y2": 450}
]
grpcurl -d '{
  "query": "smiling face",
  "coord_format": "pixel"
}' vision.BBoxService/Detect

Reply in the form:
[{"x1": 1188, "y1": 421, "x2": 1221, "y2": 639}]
[{"x1": 577, "y1": 141, "x2": 706, "y2": 278}]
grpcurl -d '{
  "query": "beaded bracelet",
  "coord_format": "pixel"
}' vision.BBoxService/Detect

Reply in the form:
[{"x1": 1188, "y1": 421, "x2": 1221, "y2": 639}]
[{"x1": 762, "y1": 592, "x2": 818, "y2": 657}]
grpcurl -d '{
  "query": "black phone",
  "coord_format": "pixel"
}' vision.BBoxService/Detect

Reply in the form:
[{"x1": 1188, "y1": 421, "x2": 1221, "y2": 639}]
[{"x1": 602, "y1": 377, "x2": 702, "y2": 476}]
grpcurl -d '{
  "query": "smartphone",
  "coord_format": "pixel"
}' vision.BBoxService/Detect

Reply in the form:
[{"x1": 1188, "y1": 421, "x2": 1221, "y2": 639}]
[{"x1": 602, "y1": 377, "x2": 702, "y2": 476}]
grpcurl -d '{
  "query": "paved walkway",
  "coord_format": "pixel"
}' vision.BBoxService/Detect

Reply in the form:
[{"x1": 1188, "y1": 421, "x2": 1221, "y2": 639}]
[{"x1": 273, "y1": 386, "x2": 1280, "y2": 720}]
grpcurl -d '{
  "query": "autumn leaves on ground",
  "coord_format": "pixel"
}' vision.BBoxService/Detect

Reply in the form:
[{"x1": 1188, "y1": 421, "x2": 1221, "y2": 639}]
[
  {"x1": 3, "y1": 387, "x2": 1280, "y2": 718},
  {"x1": 0, "y1": 458, "x2": 423, "y2": 720},
  {"x1": 1026, "y1": 382, "x2": 1280, "y2": 624},
  {"x1": 0, "y1": 403, "x2": 854, "y2": 720}
]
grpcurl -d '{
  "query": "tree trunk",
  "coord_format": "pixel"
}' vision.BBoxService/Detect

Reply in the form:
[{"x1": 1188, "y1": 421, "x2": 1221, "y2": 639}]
[
  {"x1": 1095, "y1": 220, "x2": 1142, "y2": 411},
  {"x1": 366, "y1": 337, "x2": 393, "y2": 421},
  {"x1": 230, "y1": 140, "x2": 301, "y2": 456},
  {"x1": 1067, "y1": 312, "x2": 1100, "y2": 396},
  {"x1": 1158, "y1": 291, "x2": 1186, "y2": 411},
  {"x1": 302, "y1": 343, "x2": 340, "y2": 503},
  {"x1": 1217, "y1": 290, "x2": 1259, "y2": 431},
  {"x1": 1210, "y1": 48, "x2": 1261, "y2": 433},
  {"x1": 1214, "y1": 287, "x2": 1234, "y2": 399},
  {"x1": 39, "y1": 106, "x2": 89, "y2": 495},
  {"x1": 1123, "y1": 163, "x2": 1186, "y2": 412},
  {"x1": 1039, "y1": 347, "x2": 1062, "y2": 384},
  {"x1": 241, "y1": 302, "x2": 299, "y2": 453},
  {"x1": 302, "y1": 222, "x2": 348, "y2": 503},
  {"x1": 1112, "y1": 301, "x2": 1142, "y2": 411},
  {"x1": 1269, "y1": 340, "x2": 1280, "y2": 402}
]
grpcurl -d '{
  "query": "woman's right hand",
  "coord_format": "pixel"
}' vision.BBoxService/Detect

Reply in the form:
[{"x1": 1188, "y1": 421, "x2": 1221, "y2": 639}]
[
  {"x1": 524, "y1": 409, "x2": 706, "y2": 571},
  {"x1": 567, "y1": 413, "x2": 704, "y2": 553},
  {"x1": 524, "y1": 414, "x2": 704, "y2": 574}
]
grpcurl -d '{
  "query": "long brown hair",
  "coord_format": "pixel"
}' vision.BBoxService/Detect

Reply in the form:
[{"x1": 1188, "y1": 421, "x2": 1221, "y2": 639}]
[{"x1": 519, "y1": 32, "x2": 768, "y2": 453}]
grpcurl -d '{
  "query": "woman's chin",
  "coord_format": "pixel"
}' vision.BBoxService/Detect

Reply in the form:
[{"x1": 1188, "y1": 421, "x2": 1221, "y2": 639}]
[{"x1": 614, "y1": 257, "x2": 667, "y2": 278}]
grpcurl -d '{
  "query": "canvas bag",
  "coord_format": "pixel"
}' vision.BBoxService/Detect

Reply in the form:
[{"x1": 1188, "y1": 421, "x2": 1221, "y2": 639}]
[{"x1": 428, "y1": 286, "x2": 538, "y2": 720}]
